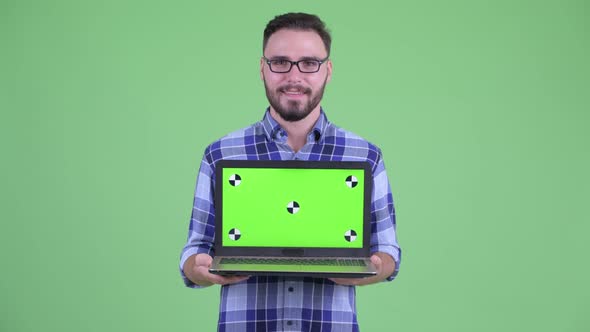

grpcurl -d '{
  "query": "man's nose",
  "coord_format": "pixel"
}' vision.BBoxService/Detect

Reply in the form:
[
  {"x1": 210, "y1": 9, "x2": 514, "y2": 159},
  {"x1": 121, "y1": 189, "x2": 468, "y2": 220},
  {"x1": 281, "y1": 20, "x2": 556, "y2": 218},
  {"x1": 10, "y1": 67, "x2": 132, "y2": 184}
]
[{"x1": 285, "y1": 63, "x2": 304, "y2": 82}]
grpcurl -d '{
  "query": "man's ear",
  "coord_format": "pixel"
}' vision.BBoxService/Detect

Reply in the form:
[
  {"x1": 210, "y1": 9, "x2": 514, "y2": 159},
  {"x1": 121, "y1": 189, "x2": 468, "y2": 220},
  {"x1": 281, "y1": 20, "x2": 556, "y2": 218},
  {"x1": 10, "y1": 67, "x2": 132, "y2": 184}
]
[
  {"x1": 326, "y1": 59, "x2": 333, "y2": 83},
  {"x1": 260, "y1": 57, "x2": 265, "y2": 81}
]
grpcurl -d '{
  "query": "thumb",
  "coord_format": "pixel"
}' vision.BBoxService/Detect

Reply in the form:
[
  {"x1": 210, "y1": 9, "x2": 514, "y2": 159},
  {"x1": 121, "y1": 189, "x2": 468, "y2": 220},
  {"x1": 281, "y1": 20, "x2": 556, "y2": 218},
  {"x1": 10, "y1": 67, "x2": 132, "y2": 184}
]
[
  {"x1": 370, "y1": 255, "x2": 382, "y2": 270},
  {"x1": 195, "y1": 254, "x2": 213, "y2": 267}
]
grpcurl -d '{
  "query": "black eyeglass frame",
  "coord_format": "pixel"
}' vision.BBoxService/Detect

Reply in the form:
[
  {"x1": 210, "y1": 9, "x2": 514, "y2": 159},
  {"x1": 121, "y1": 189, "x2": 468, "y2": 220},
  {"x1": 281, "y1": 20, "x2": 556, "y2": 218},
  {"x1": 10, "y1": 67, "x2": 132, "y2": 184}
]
[{"x1": 263, "y1": 56, "x2": 330, "y2": 73}]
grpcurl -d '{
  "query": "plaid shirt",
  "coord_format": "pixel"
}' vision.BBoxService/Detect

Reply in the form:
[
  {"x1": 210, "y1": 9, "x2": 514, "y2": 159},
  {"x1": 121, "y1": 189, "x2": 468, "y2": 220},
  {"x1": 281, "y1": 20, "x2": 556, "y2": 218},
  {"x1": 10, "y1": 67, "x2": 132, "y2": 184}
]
[{"x1": 180, "y1": 109, "x2": 401, "y2": 332}]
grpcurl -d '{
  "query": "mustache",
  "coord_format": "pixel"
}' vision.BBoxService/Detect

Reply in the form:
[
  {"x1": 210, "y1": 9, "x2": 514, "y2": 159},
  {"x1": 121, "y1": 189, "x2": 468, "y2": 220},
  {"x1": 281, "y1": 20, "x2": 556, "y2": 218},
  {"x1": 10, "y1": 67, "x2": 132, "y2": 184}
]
[{"x1": 278, "y1": 85, "x2": 312, "y2": 94}]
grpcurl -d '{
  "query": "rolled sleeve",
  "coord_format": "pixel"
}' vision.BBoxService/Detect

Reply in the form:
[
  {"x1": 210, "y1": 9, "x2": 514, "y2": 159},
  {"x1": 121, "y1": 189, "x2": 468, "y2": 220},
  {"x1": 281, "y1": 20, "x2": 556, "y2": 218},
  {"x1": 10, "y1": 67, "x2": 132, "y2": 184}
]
[
  {"x1": 179, "y1": 153, "x2": 216, "y2": 288},
  {"x1": 369, "y1": 155, "x2": 402, "y2": 281}
]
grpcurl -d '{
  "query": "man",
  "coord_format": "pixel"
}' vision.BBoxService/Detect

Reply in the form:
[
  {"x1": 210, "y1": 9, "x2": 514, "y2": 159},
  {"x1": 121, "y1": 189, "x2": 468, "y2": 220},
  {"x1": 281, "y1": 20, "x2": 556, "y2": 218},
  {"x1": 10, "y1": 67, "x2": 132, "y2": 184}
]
[{"x1": 180, "y1": 13, "x2": 401, "y2": 331}]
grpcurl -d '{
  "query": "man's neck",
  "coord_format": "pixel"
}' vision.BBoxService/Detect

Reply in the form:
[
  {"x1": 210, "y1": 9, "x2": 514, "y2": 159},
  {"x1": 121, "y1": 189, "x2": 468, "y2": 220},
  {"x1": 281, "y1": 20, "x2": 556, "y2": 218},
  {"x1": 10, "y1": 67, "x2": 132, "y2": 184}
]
[{"x1": 269, "y1": 107, "x2": 321, "y2": 153}]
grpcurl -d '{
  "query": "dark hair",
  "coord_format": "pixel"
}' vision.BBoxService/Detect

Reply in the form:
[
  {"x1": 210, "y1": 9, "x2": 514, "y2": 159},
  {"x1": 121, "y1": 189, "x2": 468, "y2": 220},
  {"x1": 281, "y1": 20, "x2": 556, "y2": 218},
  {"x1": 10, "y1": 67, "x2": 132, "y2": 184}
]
[{"x1": 263, "y1": 13, "x2": 332, "y2": 56}]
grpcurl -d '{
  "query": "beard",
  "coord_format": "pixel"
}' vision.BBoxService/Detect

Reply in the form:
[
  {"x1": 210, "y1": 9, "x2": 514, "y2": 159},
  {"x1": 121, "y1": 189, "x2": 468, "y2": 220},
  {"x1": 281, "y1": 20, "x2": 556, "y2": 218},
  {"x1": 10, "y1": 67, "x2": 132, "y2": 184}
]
[{"x1": 263, "y1": 76, "x2": 328, "y2": 122}]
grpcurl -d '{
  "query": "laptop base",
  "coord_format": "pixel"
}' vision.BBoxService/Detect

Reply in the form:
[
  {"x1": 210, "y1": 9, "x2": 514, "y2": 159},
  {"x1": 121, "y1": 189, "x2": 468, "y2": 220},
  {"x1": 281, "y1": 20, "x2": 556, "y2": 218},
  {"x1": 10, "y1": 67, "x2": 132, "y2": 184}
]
[{"x1": 209, "y1": 256, "x2": 378, "y2": 278}]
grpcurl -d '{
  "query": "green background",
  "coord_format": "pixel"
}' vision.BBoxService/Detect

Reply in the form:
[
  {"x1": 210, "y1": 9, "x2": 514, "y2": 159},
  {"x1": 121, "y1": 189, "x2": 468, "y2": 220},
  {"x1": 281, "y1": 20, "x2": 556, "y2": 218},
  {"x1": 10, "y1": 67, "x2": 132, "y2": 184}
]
[
  {"x1": 1, "y1": 0, "x2": 588, "y2": 331},
  {"x1": 222, "y1": 168, "x2": 364, "y2": 248}
]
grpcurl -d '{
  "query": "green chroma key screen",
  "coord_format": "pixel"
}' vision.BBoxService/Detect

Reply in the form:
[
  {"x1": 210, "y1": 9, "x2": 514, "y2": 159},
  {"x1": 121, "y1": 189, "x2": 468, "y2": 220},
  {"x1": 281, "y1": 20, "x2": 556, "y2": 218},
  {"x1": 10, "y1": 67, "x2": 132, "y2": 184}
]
[{"x1": 222, "y1": 167, "x2": 365, "y2": 248}]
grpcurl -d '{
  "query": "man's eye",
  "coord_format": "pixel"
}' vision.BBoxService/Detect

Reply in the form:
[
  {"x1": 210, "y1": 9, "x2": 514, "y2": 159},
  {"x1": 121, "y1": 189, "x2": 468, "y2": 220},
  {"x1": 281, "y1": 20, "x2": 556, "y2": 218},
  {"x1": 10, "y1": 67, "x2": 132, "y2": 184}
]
[
  {"x1": 302, "y1": 61, "x2": 318, "y2": 67},
  {"x1": 272, "y1": 60, "x2": 289, "y2": 66}
]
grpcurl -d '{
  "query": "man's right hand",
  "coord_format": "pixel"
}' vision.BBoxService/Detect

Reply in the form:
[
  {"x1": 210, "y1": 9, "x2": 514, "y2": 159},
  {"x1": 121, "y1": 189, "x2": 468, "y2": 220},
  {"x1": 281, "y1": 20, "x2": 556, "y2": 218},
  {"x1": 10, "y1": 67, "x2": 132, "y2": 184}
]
[{"x1": 183, "y1": 253, "x2": 250, "y2": 287}]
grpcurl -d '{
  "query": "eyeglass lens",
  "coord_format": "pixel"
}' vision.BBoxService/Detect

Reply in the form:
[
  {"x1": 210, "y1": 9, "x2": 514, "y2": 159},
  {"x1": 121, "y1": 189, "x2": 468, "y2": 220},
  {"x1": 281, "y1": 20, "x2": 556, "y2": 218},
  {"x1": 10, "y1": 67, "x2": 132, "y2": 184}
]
[{"x1": 270, "y1": 60, "x2": 321, "y2": 73}]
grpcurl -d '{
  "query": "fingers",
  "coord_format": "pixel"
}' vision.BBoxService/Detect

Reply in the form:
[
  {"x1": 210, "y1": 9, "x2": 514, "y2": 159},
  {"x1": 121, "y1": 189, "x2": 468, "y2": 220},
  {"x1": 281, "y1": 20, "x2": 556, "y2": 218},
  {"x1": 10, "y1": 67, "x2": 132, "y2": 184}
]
[
  {"x1": 217, "y1": 275, "x2": 251, "y2": 285},
  {"x1": 194, "y1": 263, "x2": 250, "y2": 285},
  {"x1": 188, "y1": 254, "x2": 249, "y2": 286},
  {"x1": 328, "y1": 278, "x2": 352, "y2": 286},
  {"x1": 329, "y1": 278, "x2": 362, "y2": 286},
  {"x1": 202, "y1": 267, "x2": 250, "y2": 285}
]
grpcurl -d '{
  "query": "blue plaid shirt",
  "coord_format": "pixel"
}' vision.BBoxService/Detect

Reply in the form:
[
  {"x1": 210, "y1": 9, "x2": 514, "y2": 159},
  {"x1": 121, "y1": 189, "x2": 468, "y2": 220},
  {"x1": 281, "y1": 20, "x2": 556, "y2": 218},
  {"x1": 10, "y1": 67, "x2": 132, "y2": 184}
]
[{"x1": 180, "y1": 109, "x2": 401, "y2": 332}]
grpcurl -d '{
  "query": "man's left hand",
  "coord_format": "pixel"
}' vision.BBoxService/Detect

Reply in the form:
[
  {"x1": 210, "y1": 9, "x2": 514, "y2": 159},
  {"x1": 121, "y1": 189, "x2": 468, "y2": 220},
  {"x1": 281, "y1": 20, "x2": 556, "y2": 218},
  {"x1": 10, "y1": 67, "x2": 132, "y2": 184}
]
[{"x1": 329, "y1": 252, "x2": 395, "y2": 286}]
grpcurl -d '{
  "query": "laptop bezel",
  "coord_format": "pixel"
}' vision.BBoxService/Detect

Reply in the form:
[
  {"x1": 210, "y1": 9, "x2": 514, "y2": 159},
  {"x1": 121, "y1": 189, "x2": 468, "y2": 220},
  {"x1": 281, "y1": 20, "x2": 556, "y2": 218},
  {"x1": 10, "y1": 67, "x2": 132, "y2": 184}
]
[{"x1": 213, "y1": 160, "x2": 373, "y2": 257}]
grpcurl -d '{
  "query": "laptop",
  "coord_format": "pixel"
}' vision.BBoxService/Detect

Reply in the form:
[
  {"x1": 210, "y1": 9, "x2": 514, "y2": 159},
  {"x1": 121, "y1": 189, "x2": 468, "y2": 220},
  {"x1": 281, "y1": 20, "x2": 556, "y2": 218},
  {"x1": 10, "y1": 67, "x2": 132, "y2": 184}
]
[{"x1": 208, "y1": 160, "x2": 378, "y2": 278}]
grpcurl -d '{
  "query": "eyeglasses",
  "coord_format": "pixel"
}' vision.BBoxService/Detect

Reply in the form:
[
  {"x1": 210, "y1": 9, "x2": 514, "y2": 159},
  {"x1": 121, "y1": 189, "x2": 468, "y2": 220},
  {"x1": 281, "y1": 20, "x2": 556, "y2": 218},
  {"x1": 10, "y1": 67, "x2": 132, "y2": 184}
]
[{"x1": 263, "y1": 56, "x2": 329, "y2": 73}]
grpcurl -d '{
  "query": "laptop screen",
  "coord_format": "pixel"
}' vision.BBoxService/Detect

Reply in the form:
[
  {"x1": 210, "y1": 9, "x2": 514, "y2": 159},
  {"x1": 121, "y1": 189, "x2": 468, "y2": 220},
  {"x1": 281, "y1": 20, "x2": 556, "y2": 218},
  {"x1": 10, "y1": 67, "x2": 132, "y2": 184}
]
[{"x1": 220, "y1": 166, "x2": 366, "y2": 248}]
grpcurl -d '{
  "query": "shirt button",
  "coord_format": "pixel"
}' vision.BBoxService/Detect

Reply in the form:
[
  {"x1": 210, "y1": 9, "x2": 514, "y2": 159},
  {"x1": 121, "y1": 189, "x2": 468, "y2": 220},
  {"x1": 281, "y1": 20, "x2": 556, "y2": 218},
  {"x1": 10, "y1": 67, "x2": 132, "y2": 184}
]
[{"x1": 288, "y1": 287, "x2": 294, "y2": 292}]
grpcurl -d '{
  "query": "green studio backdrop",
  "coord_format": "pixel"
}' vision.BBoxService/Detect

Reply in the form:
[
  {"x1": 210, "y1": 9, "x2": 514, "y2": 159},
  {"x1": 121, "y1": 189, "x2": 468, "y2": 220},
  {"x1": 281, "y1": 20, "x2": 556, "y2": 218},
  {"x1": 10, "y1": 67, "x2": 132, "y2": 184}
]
[{"x1": 1, "y1": 0, "x2": 588, "y2": 331}]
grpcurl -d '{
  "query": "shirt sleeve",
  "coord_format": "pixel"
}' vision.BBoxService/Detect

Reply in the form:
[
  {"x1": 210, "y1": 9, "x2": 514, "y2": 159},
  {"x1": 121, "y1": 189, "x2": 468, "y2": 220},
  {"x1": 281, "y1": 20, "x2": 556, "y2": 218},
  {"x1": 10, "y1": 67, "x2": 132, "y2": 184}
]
[
  {"x1": 369, "y1": 153, "x2": 402, "y2": 281},
  {"x1": 179, "y1": 152, "x2": 216, "y2": 288}
]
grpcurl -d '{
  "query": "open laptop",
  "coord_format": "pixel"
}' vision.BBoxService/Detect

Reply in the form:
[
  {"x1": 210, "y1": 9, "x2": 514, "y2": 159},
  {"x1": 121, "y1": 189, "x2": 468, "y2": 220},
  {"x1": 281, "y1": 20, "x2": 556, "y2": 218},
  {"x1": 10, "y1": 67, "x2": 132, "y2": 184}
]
[{"x1": 208, "y1": 160, "x2": 377, "y2": 278}]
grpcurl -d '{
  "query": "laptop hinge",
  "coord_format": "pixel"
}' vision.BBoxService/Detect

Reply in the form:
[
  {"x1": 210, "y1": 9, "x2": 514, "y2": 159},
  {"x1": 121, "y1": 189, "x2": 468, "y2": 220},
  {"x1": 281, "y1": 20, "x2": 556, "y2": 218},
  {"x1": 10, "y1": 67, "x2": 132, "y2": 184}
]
[{"x1": 282, "y1": 248, "x2": 304, "y2": 257}]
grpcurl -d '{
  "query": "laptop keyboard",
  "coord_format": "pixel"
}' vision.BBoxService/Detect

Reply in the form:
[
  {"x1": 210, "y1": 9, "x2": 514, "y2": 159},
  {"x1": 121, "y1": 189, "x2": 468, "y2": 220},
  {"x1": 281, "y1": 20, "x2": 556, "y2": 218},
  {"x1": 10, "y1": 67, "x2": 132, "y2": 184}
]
[{"x1": 220, "y1": 258, "x2": 367, "y2": 266}]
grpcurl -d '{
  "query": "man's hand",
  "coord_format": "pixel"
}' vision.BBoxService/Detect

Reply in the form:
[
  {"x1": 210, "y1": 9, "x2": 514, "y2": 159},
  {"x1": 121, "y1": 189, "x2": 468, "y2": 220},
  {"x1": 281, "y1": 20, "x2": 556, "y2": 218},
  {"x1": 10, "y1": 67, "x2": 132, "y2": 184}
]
[
  {"x1": 183, "y1": 253, "x2": 250, "y2": 287},
  {"x1": 329, "y1": 252, "x2": 395, "y2": 286}
]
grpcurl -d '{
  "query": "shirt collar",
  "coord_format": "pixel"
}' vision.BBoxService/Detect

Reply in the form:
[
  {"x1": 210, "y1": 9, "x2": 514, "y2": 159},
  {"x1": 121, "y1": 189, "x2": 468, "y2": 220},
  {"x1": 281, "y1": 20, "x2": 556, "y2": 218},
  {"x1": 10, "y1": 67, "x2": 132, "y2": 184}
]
[{"x1": 261, "y1": 107, "x2": 329, "y2": 143}]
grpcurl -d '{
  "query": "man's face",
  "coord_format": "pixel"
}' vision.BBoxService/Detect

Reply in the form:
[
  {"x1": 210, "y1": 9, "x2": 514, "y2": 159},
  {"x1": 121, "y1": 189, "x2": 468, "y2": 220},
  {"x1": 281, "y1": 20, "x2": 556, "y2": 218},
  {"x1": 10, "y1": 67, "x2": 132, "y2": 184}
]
[{"x1": 261, "y1": 29, "x2": 332, "y2": 122}]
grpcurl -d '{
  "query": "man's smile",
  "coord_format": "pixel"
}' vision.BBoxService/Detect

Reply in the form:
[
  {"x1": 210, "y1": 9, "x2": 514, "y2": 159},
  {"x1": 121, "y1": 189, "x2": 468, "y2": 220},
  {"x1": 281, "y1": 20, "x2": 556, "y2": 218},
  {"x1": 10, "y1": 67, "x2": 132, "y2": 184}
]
[{"x1": 280, "y1": 86, "x2": 310, "y2": 98}]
